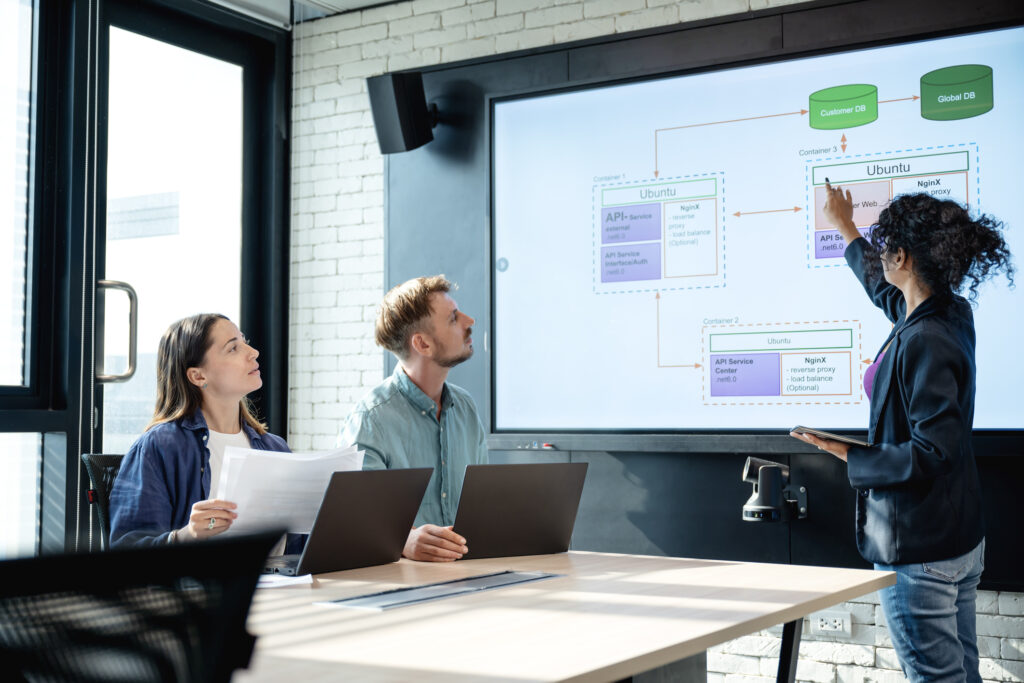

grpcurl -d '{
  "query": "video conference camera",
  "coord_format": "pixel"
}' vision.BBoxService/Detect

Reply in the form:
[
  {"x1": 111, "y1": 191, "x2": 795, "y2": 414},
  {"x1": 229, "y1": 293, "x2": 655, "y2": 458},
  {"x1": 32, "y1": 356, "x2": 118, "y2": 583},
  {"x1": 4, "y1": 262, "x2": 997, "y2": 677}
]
[{"x1": 741, "y1": 457, "x2": 808, "y2": 523}]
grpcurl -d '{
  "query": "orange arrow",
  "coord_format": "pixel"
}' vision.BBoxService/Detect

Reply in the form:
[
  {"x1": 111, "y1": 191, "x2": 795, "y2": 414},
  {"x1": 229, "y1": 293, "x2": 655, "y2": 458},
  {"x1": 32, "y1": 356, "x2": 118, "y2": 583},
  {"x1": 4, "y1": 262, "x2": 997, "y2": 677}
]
[
  {"x1": 653, "y1": 109, "x2": 809, "y2": 177},
  {"x1": 841, "y1": 133, "x2": 847, "y2": 152},
  {"x1": 878, "y1": 95, "x2": 920, "y2": 104},
  {"x1": 733, "y1": 207, "x2": 802, "y2": 217},
  {"x1": 656, "y1": 293, "x2": 702, "y2": 369},
  {"x1": 862, "y1": 358, "x2": 873, "y2": 365}
]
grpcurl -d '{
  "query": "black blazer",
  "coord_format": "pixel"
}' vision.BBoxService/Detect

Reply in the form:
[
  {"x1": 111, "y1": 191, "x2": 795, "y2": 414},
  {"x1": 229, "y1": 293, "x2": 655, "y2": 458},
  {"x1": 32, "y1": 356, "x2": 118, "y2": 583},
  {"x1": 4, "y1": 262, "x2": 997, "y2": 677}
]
[{"x1": 844, "y1": 238, "x2": 984, "y2": 565}]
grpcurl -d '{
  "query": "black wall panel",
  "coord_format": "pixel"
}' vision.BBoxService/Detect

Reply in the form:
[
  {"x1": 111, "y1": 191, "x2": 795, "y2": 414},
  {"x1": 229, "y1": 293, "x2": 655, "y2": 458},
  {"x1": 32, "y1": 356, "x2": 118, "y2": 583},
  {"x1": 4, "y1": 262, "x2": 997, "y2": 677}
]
[
  {"x1": 572, "y1": 451, "x2": 791, "y2": 564},
  {"x1": 382, "y1": 0, "x2": 1024, "y2": 589},
  {"x1": 386, "y1": 52, "x2": 569, "y2": 418},
  {"x1": 490, "y1": 449, "x2": 791, "y2": 563},
  {"x1": 568, "y1": 15, "x2": 782, "y2": 81},
  {"x1": 976, "y1": 457, "x2": 1024, "y2": 591},
  {"x1": 789, "y1": 452, "x2": 868, "y2": 569},
  {"x1": 781, "y1": 0, "x2": 1024, "y2": 53}
]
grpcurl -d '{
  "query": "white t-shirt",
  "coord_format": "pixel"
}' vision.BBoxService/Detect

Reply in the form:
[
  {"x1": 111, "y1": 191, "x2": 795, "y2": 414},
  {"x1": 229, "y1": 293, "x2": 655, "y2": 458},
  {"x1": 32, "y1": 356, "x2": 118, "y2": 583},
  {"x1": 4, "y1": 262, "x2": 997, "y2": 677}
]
[
  {"x1": 207, "y1": 428, "x2": 286, "y2": 556},
  {"x1": 207, "y1": 428, "x2": 251, "y2": 493}
]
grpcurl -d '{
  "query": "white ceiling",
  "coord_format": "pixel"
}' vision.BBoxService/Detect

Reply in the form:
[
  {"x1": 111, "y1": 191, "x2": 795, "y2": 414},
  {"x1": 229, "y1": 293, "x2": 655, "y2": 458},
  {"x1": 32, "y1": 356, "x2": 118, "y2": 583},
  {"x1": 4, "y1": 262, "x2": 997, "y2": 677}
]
[
  {"x1": 205, "y1": 0, "x2": 394, "y2": 29},
  {"x1": 297, "y1": 0, "x2": 391, "y2": 15}
]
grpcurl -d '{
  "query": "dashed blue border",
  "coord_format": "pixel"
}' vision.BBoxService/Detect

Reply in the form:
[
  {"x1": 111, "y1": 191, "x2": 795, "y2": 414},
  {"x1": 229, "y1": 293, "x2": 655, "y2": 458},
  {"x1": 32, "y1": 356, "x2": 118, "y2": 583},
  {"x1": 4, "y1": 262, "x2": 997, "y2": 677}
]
[
  {"x1": 804, "y1": 142, "x2": 979, "y2": 269},
  {"x1": 592, "y1": 171, "x2": 727, "y2": 295}
]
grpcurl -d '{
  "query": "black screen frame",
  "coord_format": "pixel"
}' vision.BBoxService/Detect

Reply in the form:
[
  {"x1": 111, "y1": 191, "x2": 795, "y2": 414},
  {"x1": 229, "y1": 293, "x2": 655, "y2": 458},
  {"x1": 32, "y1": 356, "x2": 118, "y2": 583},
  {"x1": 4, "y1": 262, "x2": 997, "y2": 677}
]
[{"x1": 484, "y1": 0, "x2": 1024, "y2": 454}]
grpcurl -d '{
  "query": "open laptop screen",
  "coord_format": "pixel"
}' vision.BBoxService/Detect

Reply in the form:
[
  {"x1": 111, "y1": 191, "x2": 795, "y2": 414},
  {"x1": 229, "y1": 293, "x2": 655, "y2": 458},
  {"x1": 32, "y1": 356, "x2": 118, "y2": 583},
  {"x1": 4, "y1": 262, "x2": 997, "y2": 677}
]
[
  {"x1": 265, "y1": 467, "x2": 431, "y2": 575},
  {"x1": 453, "y1": 462, "x2": 587, "y2": 560}
]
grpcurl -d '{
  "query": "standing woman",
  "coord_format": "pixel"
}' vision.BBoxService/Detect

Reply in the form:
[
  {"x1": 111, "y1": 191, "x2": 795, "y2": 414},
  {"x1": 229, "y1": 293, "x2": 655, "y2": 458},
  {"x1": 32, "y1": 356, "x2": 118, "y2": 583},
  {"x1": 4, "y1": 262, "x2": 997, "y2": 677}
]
[
  {"x1": 793, "y1": 186, "x2": 1013, "y2": 682},
  {"x1": 110, "y1": 313, "x2": 289, "y2": 547}
]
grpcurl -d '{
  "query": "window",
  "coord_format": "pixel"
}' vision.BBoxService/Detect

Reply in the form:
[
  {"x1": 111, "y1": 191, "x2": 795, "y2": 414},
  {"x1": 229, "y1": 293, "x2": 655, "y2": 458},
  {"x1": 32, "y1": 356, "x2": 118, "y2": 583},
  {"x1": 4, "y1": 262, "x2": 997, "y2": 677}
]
[
  {"x1": 0, "y1": 433, "x2": 41, "y2": 559},
  {"x1": 102, "y1": 28, "x2": 244, "y2": 452},
  {"x1": 0, "y1": 0, "x2": 35, "y2": 387},
  {"x1": 0, "y1": 0, "x2": 289, "y2": 556}
]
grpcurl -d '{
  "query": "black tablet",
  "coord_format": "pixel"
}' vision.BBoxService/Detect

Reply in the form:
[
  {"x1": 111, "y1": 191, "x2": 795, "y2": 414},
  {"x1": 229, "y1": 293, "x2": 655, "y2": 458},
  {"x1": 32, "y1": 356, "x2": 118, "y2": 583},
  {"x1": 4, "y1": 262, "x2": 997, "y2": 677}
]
[{"x1": 791, "y1": 426, "x2": 871, "y2": 447}]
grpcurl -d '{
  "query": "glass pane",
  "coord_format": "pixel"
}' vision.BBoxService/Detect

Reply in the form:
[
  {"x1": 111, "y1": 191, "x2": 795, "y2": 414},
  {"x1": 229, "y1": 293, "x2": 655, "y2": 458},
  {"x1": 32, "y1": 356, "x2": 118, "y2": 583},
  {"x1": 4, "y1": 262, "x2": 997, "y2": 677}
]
[
  {"x1": 0, "y1": 433, "x2": 41, "y2": 559},
  {"x1": 103, "y1": 28, "x2": 242, "y2": 453},
  {"x1": 0, "y1": 0, "x2": 34, "y2": 386}
]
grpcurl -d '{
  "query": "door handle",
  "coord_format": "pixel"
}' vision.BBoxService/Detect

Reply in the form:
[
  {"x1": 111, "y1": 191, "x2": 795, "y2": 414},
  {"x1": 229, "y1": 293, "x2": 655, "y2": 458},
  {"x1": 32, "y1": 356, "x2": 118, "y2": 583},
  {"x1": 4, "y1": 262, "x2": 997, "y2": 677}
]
[{"x1": 96, "y1": 280, "x2": 138, "y2": 383}]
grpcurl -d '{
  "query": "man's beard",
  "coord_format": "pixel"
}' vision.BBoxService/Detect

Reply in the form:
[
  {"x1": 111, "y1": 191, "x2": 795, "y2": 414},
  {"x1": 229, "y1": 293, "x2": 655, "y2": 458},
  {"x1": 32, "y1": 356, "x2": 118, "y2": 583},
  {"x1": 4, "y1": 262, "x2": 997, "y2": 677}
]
[{"x1": 435, "y1": 334, "x2": 473, "y2": 368}]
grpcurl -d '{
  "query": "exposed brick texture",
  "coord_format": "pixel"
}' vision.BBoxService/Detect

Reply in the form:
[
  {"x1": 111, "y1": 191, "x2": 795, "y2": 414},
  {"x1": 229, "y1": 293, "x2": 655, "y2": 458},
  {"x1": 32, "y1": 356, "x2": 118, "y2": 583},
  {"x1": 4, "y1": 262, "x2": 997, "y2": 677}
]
[{"x1": 289, "y1": 3, "x2": 1023, "y2": 679}]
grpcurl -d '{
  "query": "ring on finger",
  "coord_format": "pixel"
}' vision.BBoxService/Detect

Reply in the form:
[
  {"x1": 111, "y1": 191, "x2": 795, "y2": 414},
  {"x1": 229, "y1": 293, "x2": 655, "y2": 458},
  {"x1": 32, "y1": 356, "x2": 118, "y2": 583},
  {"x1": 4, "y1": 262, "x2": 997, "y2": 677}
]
[{"x1": 207, "y1": 517, "x2": 216, "y2": 530}]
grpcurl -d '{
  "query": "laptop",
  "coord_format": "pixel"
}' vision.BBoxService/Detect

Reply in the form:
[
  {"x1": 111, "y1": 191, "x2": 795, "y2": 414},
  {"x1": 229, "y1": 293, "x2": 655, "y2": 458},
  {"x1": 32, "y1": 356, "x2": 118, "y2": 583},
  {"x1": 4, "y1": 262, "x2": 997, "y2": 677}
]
[
  {"x1": 263, "y1": 468, "x2": 432, "y2": 576},
  {"x1": 452, "y1": 462, "x2": 588, "y2": 560}
]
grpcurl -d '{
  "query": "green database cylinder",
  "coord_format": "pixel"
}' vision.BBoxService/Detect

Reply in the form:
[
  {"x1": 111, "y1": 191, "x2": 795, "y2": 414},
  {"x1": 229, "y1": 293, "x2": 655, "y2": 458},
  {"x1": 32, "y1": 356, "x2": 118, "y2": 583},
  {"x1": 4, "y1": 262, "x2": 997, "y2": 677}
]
[
  {"x1": 920, "y1": 65, "x2": 993, "y2": 121},
  {"x1": 809, "y1": 84, "x2": 878, "y2": 130}
]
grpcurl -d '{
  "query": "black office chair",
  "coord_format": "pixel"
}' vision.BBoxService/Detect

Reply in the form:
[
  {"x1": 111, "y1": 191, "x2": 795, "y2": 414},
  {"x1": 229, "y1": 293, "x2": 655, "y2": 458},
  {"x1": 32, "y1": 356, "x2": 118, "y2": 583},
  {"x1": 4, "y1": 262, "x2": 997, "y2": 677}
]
[
  {"x1": 81, "y1": 453, "x2": 125, "y2": 550},
  {"x1": 0, "y1": 530, "x2": 282, "y2": 683}
]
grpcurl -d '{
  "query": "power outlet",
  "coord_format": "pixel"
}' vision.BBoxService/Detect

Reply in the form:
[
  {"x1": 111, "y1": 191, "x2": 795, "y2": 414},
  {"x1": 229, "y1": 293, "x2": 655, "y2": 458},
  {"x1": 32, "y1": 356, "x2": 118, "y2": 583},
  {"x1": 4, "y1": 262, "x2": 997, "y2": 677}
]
[{"x1": 809, "y1": 609, "x2": 852, "y2": 637}]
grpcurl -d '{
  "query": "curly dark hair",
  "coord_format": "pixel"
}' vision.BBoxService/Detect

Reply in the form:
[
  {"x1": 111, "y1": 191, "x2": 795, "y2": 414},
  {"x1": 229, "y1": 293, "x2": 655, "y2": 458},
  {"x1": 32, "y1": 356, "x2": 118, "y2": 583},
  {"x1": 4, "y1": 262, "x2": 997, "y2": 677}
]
[{"x1": 862, "y1": 193, "x2": 1014, "y2": 304}]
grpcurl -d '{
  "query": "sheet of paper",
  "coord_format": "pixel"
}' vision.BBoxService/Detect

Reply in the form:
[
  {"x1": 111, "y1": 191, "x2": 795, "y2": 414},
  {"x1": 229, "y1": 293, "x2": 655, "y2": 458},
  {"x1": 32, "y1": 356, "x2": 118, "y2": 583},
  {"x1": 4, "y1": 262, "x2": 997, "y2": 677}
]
[
  {"x1": 257, "y1": 573, "x2": 314, "y2": 589},
  {"x1": 212, "y1": 445, "x2": 363, "y2": 535}
]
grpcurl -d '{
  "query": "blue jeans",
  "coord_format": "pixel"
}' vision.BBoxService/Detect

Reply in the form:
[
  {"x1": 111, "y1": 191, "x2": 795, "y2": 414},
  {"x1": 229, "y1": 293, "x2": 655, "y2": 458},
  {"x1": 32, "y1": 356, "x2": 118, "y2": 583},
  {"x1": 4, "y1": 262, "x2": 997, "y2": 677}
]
[{"x1": 875, "y1": 539, "x2": 985, "y2": 683}]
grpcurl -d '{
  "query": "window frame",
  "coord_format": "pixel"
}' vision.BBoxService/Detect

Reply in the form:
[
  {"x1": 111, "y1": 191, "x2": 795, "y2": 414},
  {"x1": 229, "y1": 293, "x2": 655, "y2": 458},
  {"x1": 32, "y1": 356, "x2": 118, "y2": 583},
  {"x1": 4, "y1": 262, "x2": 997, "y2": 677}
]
[
  {"x1": 0, "y1": 0, "x2": 54, "y2": 410},
  {"x1": 95, "y1": 0, "x2": 291, "y2": 441},
  {"x1": 0, "y1": 0, "x2": 291, "y2": 555}
]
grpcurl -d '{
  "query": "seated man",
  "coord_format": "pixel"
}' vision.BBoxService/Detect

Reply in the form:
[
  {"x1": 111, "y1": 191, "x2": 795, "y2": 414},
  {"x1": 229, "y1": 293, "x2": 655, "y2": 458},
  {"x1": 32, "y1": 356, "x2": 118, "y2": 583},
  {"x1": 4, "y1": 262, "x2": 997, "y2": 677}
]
[{"x1": 339, "y1": 275, "x2": 487, "y2": 562}]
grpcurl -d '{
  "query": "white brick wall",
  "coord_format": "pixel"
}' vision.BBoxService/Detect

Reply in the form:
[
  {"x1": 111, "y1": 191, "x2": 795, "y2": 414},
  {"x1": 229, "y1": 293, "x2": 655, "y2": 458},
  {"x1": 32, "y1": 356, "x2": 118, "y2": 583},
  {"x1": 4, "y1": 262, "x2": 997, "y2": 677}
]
[
  {"x1": 288, "y1": 2, "x2": 1024, "y2": 680},
  {"x1": 705, "y1": 590, "x2": 1024, "y2": 682},
  {"x1": 289, "y1": 0, "x2": 807, "y2": 452}
]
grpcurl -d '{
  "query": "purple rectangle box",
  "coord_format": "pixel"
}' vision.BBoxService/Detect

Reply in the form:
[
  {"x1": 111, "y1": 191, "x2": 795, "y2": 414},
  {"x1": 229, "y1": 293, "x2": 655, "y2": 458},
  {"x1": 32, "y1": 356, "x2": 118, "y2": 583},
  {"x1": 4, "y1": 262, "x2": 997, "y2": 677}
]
[
  {"x1": 814, "y1": 228, "x2": 871, "y2": 259},
  {"x1": 710, "y1": 353, "x2": 780, "y2": 397},
  {"x1": 602, "y1": 203, "x2": 661, "y2": 244},
  {"x1": 601, "y1": 243, "x2": 660, "y2": 282}
]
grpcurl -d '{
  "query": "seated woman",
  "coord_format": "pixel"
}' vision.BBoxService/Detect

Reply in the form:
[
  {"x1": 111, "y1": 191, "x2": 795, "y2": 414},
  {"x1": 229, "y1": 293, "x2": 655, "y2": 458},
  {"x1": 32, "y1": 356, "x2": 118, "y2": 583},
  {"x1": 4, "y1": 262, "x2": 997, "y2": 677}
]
[{"x1": 110, "y1": 313, "x2": 289, "y2": 547}]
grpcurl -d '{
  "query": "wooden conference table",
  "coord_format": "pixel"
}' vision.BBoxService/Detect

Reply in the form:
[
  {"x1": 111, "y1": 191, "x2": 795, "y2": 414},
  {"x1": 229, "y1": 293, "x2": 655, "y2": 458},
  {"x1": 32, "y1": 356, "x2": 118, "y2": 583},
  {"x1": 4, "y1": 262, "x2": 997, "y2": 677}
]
[{"x1": 236, "y1": 551, "x2": 895, "y2": 683}]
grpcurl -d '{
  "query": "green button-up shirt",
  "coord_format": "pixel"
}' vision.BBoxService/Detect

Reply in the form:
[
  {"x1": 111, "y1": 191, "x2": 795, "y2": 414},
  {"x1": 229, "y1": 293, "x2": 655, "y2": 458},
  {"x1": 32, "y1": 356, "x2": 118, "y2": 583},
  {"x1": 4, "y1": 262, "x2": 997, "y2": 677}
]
[{"x1": 339, "y1": 366, "x2": 488, "y2": 527}]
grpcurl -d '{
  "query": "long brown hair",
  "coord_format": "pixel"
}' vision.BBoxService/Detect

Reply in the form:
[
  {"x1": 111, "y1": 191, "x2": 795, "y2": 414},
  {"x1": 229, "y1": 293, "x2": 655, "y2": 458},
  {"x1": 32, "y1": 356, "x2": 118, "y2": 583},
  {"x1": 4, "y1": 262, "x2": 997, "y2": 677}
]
[{"x1": 146, "y1": 313, "x2": 267, "y2": 434}]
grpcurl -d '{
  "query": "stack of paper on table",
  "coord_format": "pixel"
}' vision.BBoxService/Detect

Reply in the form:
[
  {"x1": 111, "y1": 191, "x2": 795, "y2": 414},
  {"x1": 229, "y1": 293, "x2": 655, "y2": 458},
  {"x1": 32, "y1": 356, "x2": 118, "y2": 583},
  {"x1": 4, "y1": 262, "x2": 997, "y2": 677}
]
[{"x1": 212, "y1": 445, "x2": 363, "y2": 535}]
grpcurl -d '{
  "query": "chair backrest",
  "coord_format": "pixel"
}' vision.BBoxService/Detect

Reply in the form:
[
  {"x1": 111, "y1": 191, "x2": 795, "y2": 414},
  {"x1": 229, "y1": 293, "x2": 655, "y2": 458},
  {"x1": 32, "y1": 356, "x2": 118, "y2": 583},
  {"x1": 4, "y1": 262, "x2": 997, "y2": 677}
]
[
  {"x1": 81, "y1": 453, "x2": 125, "y2": 550},
  {"x1": 0, "y1": 530, "x2": 283, "y2": 683}
]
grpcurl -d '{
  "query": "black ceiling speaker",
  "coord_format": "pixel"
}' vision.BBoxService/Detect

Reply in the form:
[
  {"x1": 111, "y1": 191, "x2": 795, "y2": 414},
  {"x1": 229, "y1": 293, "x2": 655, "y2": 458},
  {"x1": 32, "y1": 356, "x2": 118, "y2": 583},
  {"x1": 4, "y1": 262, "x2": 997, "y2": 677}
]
[{"x1": 366, "y1": 71, "x2": 438, "y2": 154}]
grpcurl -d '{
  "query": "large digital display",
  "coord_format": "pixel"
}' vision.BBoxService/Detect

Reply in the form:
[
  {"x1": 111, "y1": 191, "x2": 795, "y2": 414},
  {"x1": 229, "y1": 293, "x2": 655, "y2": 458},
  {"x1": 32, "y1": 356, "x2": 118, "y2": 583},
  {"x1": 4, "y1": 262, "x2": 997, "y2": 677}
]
[{"x1": 493, "y1": 27, "x2": 1023, "y2": 431}]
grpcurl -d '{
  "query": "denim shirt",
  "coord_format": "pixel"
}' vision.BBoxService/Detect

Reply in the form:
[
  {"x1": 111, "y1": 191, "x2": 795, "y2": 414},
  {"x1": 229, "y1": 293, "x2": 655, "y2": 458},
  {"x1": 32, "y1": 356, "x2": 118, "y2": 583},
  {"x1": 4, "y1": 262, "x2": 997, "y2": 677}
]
[
  {"x1": 109, "y1": 410, "x2": 290, "y2": 548},
  {"x1": 339, "y1": 366, "x2": 488, "y2": 527}
]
